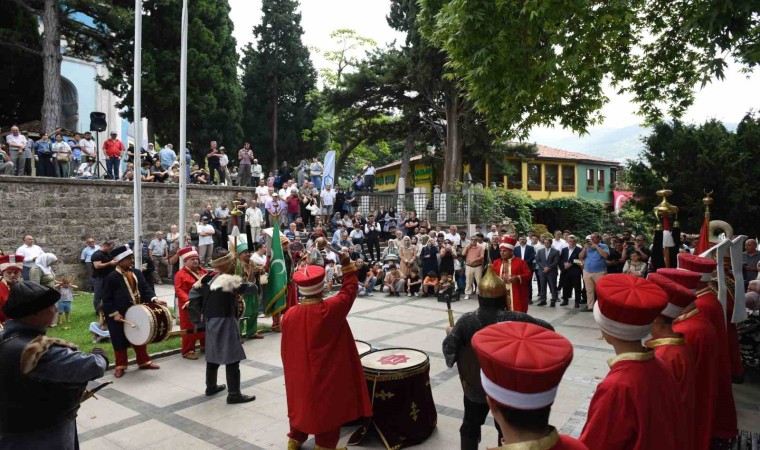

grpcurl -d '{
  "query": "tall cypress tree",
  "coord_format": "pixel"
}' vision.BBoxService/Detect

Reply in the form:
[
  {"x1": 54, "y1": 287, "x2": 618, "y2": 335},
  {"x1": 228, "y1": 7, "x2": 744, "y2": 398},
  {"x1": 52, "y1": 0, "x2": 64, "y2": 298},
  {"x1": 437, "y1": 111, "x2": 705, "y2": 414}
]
[{"x1": 241, "y1": 0, "x2": 317, "y2": 169}]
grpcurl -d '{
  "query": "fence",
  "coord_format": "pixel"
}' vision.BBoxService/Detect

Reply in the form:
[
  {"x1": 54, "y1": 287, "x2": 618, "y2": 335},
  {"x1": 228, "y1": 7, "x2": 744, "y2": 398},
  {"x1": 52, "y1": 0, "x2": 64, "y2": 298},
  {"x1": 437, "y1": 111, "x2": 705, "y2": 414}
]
[{"x1": 355, "y1": 192, "x2": 475, "y2": 225}]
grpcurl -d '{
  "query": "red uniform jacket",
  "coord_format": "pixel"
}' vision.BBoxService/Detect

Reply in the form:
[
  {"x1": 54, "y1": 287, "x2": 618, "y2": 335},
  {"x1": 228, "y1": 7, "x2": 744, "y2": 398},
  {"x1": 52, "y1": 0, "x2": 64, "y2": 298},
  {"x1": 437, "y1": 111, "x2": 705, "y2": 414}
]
[
  {"x1": 646, "y1": 337, "x2": 696, "y2": 450},
  {"x1": 673, "y1": 309, "x2": 719, "y2": 450},
  {"x1": 281, "y1": 265, "x2": 372, "y2": 434},
  {"x1": 695, "y1": 292, "x2": 737, "y2": 439},
  {"x1": 491, "y1": 258, "x2": 532, "y2": 312},
  {"x1": 580, "y1": 353, "x2": 682, "y2": 450},
  {"x1": 0, "y1": 280, "x2": 9, "y2": 324},
  {"x1": 174, "y1": 266, "x2": 207, "y2": 330}
]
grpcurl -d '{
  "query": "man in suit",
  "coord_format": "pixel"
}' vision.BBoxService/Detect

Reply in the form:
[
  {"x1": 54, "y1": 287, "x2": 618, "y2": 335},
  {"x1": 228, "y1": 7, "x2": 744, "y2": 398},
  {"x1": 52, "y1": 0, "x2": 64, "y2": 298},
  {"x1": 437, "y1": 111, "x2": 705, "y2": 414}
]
[
  {"x1": 513, "y1": 236, "x2": 536, "y2": 303},
  {"x1": 560, "y1": 235, "x2": 584, "y2": 308},
  {"x1": 535, "y1": 237, "x2": 560, "y2": 306}
]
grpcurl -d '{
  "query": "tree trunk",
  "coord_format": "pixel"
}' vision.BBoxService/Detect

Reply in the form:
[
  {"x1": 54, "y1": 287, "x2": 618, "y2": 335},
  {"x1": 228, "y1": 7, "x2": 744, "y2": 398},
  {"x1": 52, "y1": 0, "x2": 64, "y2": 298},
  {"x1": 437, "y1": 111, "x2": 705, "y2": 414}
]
[
  {"x1": 271, "y1": 75, "x2": 278, "y2": 170},
  {"x1": 400, "y1": 130, "x2": 415, "y2": 192},
  {"x1": 335, "y1": 139, "x2": 365, "y2": 178},
  {"x1": 41, "y1": 0, "x2": 62, "y2": 133},
  {"x1": 443, "y1": 95, "x2": 463, "y2": 192}
]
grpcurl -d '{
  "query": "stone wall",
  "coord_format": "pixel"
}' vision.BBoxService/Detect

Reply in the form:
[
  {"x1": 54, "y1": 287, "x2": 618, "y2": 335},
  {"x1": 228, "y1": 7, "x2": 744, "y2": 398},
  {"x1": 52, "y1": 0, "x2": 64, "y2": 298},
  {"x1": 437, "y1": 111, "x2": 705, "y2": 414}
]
[{"x1": 0, "y1": 176, "x2": 256, "y2": 286}]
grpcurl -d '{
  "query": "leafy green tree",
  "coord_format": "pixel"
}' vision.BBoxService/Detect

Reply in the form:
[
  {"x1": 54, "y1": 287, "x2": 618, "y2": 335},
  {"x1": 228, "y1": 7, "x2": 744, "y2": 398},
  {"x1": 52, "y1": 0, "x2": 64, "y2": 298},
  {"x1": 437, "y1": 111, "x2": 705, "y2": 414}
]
[
  {"x1": 626, "y1": 113, "x2": 760, "y2": 237},
  {"x1": 241, "y1": 0, "x2": 317, "y2": 169}
]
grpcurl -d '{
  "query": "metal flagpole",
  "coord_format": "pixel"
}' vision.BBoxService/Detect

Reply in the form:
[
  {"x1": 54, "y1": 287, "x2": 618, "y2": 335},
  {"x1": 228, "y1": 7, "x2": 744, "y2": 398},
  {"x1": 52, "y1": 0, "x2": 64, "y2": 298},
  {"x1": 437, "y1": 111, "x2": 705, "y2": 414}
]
[
  {"x1": 133, "y1": 0, "x2": 143, "y2": 268},
  {"x1": 178, "y1": 0, "x2": 188, "y2": 253}
]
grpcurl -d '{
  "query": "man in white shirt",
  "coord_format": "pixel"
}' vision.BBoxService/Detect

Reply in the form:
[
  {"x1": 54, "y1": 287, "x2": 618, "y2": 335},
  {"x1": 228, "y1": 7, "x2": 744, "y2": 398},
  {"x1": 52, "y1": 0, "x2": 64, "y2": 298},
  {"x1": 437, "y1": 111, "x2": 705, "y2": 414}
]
[
  {"x1": 15, "y1": 235, "x2": 44, "y2": 281},
  {"x1": 320, "y1": 183, "x2": 336, "y2": 221},
  {"x1": 251, "y1": 159, "x2": 263, "y2": 186},
  {"x1": 444, "y1": 225, "x2": 461, "y2": 248},
  {"x1": 245, "y1": 199, "x2": 264, "y2": 243},
  {"x1": 551, "y1": 229, "x2": 568, "y2": 252},
  {"x1": 5, "y1": 126, "x2": 26, "y2": 176},
  {"x1": 197, "y1": 217, "x2": 216, "y2": 267},
  {"x1": 255, "y1": 179, "x2": 270, "y2": 201},
  {"x1": 363, "y1": 162, "x2": 376, "y2": 192}
]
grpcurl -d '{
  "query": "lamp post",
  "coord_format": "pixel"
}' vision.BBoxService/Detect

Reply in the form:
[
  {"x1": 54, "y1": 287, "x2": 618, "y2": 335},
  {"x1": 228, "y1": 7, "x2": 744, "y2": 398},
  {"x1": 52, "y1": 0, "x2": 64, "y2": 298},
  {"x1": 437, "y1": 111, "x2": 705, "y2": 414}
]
[
  {"x1": 133, "y1": 0, "x2": 143, "y2": 268},
  {"x1": 465, "y1": 172, "x2": 472, "y2": 235},
  {"x1": 178, "y1": 0, "x2": 188, "y2": 251}
]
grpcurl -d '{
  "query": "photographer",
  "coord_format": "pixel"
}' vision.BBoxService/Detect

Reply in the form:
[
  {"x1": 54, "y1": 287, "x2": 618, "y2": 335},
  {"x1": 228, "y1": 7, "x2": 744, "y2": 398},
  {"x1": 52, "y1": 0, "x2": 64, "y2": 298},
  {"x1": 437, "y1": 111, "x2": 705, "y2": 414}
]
[{"x1": 578, "y1": 232, "x2": 609, "y2": 311}]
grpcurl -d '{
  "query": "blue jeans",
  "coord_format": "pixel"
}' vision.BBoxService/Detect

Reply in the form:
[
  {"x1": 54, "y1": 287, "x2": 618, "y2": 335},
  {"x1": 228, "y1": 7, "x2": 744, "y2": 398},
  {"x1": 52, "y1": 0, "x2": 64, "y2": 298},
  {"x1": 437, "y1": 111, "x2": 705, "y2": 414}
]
[
  {"x1": 106, "y1": 157, "x2": 120, "y2": 180},
  {"x1": 360, "y1": 276, "x2": 377, "y2": 295},
  {"x1": 311, "y1": 175, "x2": 322, "y2": 190}
]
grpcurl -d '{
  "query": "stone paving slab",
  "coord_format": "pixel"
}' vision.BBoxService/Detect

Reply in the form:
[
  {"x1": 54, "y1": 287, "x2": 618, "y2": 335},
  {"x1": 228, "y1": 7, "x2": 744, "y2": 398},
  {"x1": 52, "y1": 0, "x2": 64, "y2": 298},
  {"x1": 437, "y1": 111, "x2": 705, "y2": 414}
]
[{"x1": 78, "y1": 285, "x2": 760, "y2": 449}]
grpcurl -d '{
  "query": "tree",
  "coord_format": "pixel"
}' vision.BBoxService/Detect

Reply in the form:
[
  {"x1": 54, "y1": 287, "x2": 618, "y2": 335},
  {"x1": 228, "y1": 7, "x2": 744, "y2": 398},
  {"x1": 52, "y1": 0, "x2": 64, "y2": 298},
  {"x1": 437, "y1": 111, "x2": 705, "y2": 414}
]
[
  {"x1": 626, "y1": 113, "x2": 760, "y2": 237},
  {"x1": 0, "y1": 0, "x2": 132, "y2": 132},
  {"x1": 0, "y1": 0, "x2": 43, "y2": 125},
  {"x1": 241, "y1": 0, "x2": 316, "y2": 169},
  {"x1": 418, "y1": 0, "x2": 760, "y2": 137},
  {"x1": 98, "y1": 0, "x2": 243, "y2": 162}
]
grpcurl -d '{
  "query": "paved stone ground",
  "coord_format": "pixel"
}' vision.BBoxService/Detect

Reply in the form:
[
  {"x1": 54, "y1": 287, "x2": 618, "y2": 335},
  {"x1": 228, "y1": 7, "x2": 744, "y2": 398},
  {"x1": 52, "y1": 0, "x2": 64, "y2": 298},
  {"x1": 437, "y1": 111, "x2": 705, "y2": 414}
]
[{"x1": 77, "y1": 283, "x2": 760, "y2": 449}]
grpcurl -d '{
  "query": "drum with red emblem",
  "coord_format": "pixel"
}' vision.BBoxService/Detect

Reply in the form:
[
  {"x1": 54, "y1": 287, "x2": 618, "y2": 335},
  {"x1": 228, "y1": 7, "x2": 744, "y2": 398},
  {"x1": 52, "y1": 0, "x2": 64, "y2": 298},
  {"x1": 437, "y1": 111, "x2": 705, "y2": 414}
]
[{"x1": 349, "y1": 348, "x2": 437, "y2": 448}]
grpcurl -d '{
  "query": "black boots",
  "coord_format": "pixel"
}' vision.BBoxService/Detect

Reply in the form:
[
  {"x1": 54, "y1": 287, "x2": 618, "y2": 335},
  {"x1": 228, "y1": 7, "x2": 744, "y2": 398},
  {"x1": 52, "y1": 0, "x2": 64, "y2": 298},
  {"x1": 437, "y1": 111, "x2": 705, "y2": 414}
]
[
  {"x1": 226, "y1": 362, "x2": 255, "y2": 404},
  {"x1": 205, "y1": 363, "x2": 226, "y2": 396},
  {"x1": 460, "y1": 435, "x2": 480, "y2": 450}
]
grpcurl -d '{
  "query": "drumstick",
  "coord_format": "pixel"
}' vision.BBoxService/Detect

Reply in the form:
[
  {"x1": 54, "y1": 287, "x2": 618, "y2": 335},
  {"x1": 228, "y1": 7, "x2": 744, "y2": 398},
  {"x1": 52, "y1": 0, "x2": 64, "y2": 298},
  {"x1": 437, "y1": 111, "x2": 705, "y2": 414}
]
[{"x1": 119, "y1": 319, "x2": 137, "y2": 328}]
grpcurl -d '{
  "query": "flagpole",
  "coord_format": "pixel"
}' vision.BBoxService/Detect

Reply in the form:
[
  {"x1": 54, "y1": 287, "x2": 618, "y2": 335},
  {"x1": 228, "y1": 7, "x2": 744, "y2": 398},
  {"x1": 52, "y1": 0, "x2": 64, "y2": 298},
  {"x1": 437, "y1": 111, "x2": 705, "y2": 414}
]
[
  {"x1": 133, "y1": 0, "x2": 143, "y2": 268},
  {"x1": 178, "y1": 0, "x2": 188, "y2": 253}
]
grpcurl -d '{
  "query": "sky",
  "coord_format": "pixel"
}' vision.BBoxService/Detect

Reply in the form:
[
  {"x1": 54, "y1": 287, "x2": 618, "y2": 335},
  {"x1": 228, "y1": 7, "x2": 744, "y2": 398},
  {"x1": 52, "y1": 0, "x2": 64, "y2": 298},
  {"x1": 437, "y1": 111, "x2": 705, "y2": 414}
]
[{"x1": 228, "y1": 0, "x2": 760, "y2": 154}]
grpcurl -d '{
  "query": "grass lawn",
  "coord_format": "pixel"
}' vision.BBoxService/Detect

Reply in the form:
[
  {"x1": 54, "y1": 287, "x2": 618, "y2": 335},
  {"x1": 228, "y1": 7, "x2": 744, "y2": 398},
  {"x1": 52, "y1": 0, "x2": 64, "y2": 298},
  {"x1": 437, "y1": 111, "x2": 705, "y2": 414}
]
[{"x1": 46, "y1": 292, "x2": 273, "y2": 363}]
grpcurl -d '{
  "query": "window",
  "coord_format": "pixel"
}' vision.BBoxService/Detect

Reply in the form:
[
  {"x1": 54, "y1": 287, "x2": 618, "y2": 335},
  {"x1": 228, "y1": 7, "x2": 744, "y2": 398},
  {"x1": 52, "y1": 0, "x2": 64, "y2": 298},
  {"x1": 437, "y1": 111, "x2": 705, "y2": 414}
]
[
  {"x1": 561, "y1": 165, "x2": 575, "y2": 192},
  {"x1": 597, "y1": 169, "x2": 605, "y2": 192},
  {"x1": 545, "y1": 164, "x2": 559, "y2": 191},
  {"x1": 506, "y1": 161, "x2": 523, "y2": 189},
  {"x1": 610, "y1": 167, "x2": 618, "y2": 188},
  {"x1": 527, "y1": 164, "x2": 542, "y2": 191},
  {"x1": 586, "y1": 169, "x2": 595, "y2": 192},
  {"x1": 385, "y1": 174, "x2": 396, "y2": 185}
]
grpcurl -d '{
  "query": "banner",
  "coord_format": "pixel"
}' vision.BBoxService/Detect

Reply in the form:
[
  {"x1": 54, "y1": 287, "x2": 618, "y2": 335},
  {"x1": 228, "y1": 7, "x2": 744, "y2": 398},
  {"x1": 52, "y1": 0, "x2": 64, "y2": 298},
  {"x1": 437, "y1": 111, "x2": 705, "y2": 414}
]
[
  {"x1": 263, "y1": 217, "x2": 287, "y2": 317},
  {"x1": 323, "y1": 150, "x2": 336, "y2": 187},
  {"x1": 613, "y1": 190, "x2": 634, "y2": 212}
]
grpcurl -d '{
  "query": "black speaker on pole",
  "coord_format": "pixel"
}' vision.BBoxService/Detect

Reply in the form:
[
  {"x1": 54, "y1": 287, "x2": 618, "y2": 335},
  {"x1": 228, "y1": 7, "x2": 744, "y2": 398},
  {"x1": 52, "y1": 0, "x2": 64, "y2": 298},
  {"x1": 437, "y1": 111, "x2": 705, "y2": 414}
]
[{"x1": 89, "y1": 112, "x2": 107, "y2": 132}]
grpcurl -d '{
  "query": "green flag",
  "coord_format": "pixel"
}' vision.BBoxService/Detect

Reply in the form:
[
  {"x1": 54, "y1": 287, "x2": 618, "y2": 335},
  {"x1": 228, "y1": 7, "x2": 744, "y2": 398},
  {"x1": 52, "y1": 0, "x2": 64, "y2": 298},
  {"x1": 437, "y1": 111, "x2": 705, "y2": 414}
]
[{"x1": 264, "y1": 217, "x2": 288, "y2": 317}]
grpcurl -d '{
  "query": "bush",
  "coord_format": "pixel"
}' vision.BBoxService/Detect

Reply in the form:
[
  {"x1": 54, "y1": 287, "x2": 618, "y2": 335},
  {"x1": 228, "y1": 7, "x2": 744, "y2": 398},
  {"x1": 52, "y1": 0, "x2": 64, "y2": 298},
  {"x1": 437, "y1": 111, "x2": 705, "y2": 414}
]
[
  {"x1": 468, "y1": 185, "x2": 534, "y2": 235},
  {"x1": 532, "y1": 197, "x2": 608, "y2": 237}
]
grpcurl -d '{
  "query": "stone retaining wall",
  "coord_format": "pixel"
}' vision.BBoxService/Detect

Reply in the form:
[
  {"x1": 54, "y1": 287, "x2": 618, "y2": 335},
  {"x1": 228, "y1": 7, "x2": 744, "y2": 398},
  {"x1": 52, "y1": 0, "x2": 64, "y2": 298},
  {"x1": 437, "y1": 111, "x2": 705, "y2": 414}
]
[{"x1": 0, "y1": 176, "x2": 256, "y2": 286}]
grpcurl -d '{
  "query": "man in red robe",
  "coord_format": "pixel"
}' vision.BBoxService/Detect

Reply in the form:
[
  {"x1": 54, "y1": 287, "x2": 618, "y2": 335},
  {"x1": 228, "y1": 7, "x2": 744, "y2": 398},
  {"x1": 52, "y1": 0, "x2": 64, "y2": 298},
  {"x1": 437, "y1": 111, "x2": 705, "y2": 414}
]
[
  {"x1": 173, "y1": 247, "x2": 206, "y2": 359},
  {"x1": 676, "y1": 253, "x2": 737, "y2": 448},
  {"x1": 281, "y1": 252, "x2": 371, "y2": 450},
  {"x1": 491, "y1": 236, "x2": 532, "y2": 312},
  {"x1": 580, "y1": 274, "x2": 682, "y2": 450},
  {"x1": 646, "y1": 273, "x2": 697, "y2": 450},
  {"x1": 0, "y1": 255, "x2": 24, "y2": 325},
  {"x1": 658, "y1": 267, "x2": 719, "y2": 450},
  {"x1": 472, "y1": 321, "x2": 588, "y2": 449}
]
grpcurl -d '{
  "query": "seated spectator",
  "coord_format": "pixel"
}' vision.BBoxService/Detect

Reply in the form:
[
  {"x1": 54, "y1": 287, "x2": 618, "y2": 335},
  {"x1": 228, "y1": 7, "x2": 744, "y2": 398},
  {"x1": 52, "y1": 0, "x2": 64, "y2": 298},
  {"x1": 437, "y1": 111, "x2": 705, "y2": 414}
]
[
  {"x1": 384, "y1": 263, "x2": 405, "y2": 297},
  {"x1": 140, "y1": 161, "x2": 154, "y2": 181},
  {"x1": 356, "y1": 259, "x2": 376, "y2": 297},
  {"x1": 121, "y1": 162, "x2": 135, "y2": 181},
  {"x1": 0, "y1": 146, "x2": 14, "y2": 174},
  {"x1": 422, "y1": 271, "x2": 439, "y2": 296},
  {"x1": 190, "y1": 164, "x2": 208, "y2": 184},
  {"x1": 622, "y1": 250, "x2": 647, "y2": 277},
  {"x1": 406, "y1": 268, "x2": 421, "y2": 297},
  {"x1": 76, "y1": 157, "x2": 98, "y2": 179},
  {"x1": 150, "y1": 160, "x2": 170, "y2": 182}
]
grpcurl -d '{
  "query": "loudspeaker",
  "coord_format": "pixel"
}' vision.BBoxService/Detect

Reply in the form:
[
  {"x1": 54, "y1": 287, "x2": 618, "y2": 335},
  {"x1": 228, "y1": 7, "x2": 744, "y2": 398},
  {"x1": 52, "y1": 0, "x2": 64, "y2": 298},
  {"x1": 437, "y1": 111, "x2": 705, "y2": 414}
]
[{"x1": 89, "y1": 112, "x2": 107, "y2": 132}]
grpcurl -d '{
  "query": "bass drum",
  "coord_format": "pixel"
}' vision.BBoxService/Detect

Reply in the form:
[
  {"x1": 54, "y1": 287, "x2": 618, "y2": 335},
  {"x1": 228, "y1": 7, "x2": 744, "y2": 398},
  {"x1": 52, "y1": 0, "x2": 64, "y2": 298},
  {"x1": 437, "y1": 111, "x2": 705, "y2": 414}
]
[
  {"x1": 349, "y1": 348, "x2": 437, "y2": 449},
  {"x1": 124, "y1": 303, "x2": 173, "y2": 346},
  {"x1": 355, "y1": 340, "x2": 373, "y2": 357}
]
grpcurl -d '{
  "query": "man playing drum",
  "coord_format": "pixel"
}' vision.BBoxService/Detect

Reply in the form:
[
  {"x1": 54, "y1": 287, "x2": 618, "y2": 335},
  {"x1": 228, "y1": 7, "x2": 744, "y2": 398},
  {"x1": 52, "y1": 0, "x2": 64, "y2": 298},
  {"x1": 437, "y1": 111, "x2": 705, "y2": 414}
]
[
  {"x1": 174, "y1": 247, "x2": 207, "y2": 360},
  {"x1": 102, "y1": 244, "x2": 164, "y2": 378},
  {"x1": 472, "y1": 322, "x2": 587, "y2": 449},
  {"x1": 282, "y1": 251, "x2": 372, "y2": 450},
  {"x1": 443, "y1": 266, "x2": 554, "y2": 450}
]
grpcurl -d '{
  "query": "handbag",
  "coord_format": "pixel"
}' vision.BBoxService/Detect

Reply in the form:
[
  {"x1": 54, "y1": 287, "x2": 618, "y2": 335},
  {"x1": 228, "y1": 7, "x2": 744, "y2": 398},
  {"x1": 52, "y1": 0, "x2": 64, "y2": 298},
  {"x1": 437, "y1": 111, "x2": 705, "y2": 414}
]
[{"x1": 259, "y1": 273, "x2": 269, "y2": 285}]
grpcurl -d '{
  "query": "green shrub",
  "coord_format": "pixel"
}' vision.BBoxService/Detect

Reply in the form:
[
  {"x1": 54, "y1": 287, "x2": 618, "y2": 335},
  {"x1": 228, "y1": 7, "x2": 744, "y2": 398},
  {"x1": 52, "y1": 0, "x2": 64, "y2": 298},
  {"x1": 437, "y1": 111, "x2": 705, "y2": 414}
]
[{"x1": 532, "y1": 197, "x2": 608, "y2": 237}]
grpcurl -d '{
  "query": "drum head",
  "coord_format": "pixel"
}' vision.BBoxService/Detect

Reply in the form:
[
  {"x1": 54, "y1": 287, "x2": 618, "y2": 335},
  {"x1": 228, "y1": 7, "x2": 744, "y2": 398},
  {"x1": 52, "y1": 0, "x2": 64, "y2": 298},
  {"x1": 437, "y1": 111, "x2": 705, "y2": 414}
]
[
  {"x1": 355, "y1": 340, "x2": 372, "y2": 357},
  {"x1": 362, "y1": 348, "x2": 429, "y2": 372},
  {"x1": 124, "y1": 305, "x2": 152, "y2": 346}
]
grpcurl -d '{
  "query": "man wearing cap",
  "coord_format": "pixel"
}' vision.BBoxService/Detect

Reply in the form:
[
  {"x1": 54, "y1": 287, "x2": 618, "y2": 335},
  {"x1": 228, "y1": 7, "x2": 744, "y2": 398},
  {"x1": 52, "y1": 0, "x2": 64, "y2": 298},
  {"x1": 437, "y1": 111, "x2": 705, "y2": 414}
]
[
  {"x1": 663, "y1": 254, "x2": 737, "y2": 448},
  {"x1": 174, "y1": 247, "x2": 207, "y2": 360},
  {"x1": 491, "y1": 236, "x2": 532, "y2": 312},
  {"x1": 234, "y1": 242, "x2": 264, "y2": 340},
  {"x1": 471, "y1": 322, "x2": 586, "y2": 449},
  {"x1": 0, "y1": 255, "x2": 24, "y2": 325},
  {"x1": 443, "y1": 267, "x2": 555, "y2": 450},
  {"x1": 580, "y1": 274, "x2": 682, "y2": 450},
  {"x1": 282, "y1": 251, "x2": 371, "y2": 450},
  {"x1": 102, "y1": 244, "x2": 164, "y2": 378},
  {"x1": 102, "y1": 131, "x2": 124, "y2": 180},
  {"x1": 645, "y1": 273, "x2": 697, "y2": 449},
  {"x1": 0, "y1": 281, "x2": 108, "y2": 449}
]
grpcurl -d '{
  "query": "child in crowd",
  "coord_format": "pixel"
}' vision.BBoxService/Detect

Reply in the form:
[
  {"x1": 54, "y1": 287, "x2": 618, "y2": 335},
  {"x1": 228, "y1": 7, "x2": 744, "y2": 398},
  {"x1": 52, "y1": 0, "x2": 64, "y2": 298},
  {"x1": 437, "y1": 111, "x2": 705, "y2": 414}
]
[
  {"x1": 438, "y1": 272, "x2": 456, "y2": 295},
  {"x1": 406, "y1": 268, "x2": 421, "y2": 297},
  {"x1": 54, "y1": 278, "x2": 78, "y2": 328},
  {"x1": 89, "y1": 303, "x2": 111, "y2": 344},
  {"x1": 324, "y1": 259, "x2": 336, "y2": 293},
  {"x1": 422, "y1": 271, "x2": 439, "y2": 297},
  {"x1": 384, "y1": 263, "x2": 405, "y2": 297}
]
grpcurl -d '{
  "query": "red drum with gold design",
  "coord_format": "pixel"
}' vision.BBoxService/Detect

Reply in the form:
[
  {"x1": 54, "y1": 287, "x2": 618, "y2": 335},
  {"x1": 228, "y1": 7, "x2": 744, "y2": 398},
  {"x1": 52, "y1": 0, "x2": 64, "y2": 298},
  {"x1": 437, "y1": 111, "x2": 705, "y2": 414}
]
[
  {"x1": 124, "y1": 303, "x2": 173, "y2": 346},
  {"x1": 349, "y1": 348, "x2": 437, "y2": 449}
]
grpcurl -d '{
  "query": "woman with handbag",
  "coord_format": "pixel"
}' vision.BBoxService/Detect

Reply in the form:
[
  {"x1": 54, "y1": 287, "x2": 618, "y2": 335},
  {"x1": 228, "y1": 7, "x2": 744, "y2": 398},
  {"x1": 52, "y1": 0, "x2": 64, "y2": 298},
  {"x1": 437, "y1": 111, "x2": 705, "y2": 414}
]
[{"x1": 51, "y1": 133, "x2": 72, "y2": 178}]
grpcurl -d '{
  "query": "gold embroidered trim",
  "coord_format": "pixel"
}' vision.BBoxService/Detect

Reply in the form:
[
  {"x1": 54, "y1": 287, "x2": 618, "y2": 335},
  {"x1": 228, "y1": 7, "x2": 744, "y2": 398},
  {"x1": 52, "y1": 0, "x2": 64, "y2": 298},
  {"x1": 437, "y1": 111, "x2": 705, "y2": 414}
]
[
  {"x1": 607, "y1": 351, "x2": 653, "y2": 368},
  {"x1": 300, "y1": 296, "x2": 323, "y2": 305},
  {"x1": 375, "y1": 390, "x2": 395, "y2": 400},
  {"x1": 673, "y1": 308, "x2": 700, "y2": 324},
  {"x1": 645, "y1": 337, "x2": 684, "y2": 349},
  {"x1": 116, "y1": 267, "x2": 141, "y2": 305},
  {"x1": 492, "y1": 428, "x2": 559, "y2": 450},
  {"x1": 363, "y1": 364, "x2": 430, "y2": 382}
]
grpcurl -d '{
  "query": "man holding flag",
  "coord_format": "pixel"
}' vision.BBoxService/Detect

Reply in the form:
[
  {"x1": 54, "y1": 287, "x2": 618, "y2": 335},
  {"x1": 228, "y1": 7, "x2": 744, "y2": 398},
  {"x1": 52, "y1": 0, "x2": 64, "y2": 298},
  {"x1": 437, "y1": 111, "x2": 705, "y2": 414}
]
[{"x1": 263, "y1": 218, "x2": 297, "y2": 332}]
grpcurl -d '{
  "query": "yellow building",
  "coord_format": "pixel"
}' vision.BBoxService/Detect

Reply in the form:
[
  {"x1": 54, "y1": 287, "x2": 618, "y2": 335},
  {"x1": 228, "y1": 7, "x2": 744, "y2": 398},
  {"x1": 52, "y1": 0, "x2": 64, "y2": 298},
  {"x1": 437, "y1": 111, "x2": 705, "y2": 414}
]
[{"x1": 374, "y1": 144, "x2": 620, "y2": 202}]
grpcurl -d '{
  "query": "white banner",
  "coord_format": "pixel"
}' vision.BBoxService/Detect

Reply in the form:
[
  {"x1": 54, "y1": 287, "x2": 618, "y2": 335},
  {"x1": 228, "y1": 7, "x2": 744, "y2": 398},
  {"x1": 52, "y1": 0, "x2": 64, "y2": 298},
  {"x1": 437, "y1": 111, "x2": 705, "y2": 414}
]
[{"x1": 323, "y1": 150, "x2": 336, "y2": 187}]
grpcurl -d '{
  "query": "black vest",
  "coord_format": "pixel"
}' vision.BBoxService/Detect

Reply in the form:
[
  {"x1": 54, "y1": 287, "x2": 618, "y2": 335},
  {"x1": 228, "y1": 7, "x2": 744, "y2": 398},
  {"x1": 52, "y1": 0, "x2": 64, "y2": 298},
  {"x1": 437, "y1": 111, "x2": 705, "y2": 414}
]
[{"x1": 0, "y1": 330, "x2": 86, "y2": 434}]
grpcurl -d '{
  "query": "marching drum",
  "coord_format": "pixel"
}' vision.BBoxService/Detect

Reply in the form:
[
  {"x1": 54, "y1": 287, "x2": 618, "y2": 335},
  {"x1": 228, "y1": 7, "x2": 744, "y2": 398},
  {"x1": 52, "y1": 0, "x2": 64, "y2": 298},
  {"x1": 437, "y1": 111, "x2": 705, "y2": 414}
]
[
  {"x1": 124, "y1": 303, "x2": 173, "y2": 346},
  {"x1": 355, "y1": 340, "x2": 373, "y2": 357},
  {"x1": 350, "y1": 348, "x2": 437, "y2": 449}
]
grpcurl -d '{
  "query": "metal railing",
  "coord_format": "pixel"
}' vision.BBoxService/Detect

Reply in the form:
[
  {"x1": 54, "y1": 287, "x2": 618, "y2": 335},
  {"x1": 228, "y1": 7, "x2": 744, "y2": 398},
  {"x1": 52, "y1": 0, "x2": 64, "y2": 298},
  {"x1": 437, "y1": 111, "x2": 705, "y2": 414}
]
[{"x1": 355, "y1": 192, "x2": 471, "y2": 225}]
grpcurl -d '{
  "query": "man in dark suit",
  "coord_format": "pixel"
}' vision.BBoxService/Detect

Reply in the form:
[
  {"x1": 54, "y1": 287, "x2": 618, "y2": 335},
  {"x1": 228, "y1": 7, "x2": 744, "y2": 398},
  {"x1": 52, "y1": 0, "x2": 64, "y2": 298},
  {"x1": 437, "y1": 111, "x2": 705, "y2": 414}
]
[
  {"x1": 535, "y1": 237, "x2": 560, "y2": 306},
  {"x1": 560, "y1": 235, "x2": 584, "y2": 307},
  {"x1": 513, "y1": 236, "x2": 536, "y2": 303}
]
